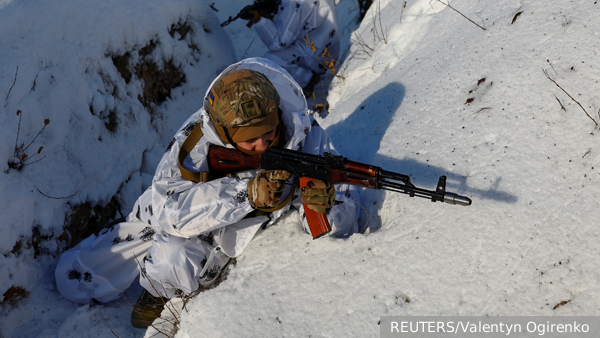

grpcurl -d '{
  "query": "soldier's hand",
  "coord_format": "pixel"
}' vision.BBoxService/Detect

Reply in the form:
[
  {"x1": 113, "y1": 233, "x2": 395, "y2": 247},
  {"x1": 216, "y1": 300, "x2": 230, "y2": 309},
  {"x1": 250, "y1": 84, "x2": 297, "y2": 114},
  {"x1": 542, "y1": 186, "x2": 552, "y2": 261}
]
[
  {"x1": 247, "y1": 170, "x2": 292, "y2": 209},
  {"x1": 258, "y1": 7, "x2": 276, "y2": 20},
  {"x1": 301, "y1": 179, "x2": 335, "y2": 214},
  {"x1": 241, "y1": 9, "x2": 261, "y2": 23}
]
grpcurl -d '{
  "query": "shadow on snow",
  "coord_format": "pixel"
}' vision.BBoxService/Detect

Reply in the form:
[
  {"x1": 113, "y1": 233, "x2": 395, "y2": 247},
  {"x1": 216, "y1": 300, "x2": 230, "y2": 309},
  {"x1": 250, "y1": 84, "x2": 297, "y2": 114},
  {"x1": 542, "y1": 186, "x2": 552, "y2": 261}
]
[{"x1": 324, "y1": 82, "x2": 517, "y2": 232}]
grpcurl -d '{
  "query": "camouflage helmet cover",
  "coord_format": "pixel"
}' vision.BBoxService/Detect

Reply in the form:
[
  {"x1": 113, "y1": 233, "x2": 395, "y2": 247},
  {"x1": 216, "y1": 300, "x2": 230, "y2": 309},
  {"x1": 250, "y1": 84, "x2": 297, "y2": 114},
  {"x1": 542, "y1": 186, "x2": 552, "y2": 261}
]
[{"x1": 205, "y1": 69, "x2": 280, "y2": 129}]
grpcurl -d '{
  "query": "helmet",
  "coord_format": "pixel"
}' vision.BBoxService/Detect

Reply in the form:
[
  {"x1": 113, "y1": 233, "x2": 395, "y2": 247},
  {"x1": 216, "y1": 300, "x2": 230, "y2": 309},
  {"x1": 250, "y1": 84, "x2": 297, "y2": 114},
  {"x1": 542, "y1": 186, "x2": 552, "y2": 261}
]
[{"x1": 204, "y1": 69, "x2": 280, "y2": 144}]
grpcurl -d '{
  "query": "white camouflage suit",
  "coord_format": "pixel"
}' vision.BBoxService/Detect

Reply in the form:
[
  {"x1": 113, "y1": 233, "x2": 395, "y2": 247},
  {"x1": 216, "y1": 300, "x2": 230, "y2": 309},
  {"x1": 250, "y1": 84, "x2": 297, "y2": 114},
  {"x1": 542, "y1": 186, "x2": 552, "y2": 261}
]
[
  {"x1": 55, "y1": 58, "x2": 361, "y2": 304},
  {"x1": 254, "y1": 0, "x2": 340, "y2": 87}
]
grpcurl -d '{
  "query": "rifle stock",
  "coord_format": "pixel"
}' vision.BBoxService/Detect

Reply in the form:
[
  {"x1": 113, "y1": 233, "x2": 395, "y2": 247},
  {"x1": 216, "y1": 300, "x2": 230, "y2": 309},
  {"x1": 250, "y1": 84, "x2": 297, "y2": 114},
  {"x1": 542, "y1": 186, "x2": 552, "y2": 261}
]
[{"x1": 207, "y1": 145, "x2": 472, "y2": 239}]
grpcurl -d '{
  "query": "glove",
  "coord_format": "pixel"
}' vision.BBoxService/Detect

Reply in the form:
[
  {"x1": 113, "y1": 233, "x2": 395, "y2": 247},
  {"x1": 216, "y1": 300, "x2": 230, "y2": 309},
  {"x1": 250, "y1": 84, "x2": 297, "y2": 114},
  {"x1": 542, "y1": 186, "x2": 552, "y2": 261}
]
[
  {"x1": 301, "y1": 179, "x2": 335, "y2": 214},
  {"x1": 240, "y1": 9, "x2": 261, "y2": 24},
  {"x1": 247, "y1": 170, "x2": 292, "y2": 209},
  {"x1": 258, "y1": 7, "x2": 276, "y2": 20}
]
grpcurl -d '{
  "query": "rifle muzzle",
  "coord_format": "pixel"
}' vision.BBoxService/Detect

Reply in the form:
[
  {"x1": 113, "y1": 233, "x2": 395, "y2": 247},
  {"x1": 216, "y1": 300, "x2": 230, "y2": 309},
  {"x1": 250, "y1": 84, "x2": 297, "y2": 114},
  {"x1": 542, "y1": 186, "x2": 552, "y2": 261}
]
[{"x1": 443, "y1": 192, "x2": 472, "y2": 206}]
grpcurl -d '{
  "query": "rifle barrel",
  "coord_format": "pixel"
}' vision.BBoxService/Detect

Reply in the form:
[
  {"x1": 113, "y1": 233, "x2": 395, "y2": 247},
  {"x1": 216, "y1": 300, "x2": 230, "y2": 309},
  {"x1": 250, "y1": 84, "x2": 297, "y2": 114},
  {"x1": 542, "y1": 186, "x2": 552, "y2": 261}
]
[
  {"x1": 379, "y1": 171, "x2": 472, "y2": 206},
  {"x1": 442, "y1": 192, "x2": 472, "y2": 206}
]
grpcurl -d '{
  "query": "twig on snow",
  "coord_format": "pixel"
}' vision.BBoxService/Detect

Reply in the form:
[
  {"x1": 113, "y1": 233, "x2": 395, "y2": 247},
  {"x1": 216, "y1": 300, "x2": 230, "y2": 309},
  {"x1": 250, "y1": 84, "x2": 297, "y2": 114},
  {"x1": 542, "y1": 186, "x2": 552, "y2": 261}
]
[
  {"x1": 547, "y1": 59, "x2": 557, "y2": 75},
  {"x1": 35, "y1": 187, "x2": 78, "y2": 200},
  {"x1": 241, "y1": 37, "x2": 255, "y2": 59},
  {"x1": 434, "y1": 0, "x2": 486, "y2": 31},
  {"x1": 400, "y1": 1, "x2": 407, "y2": 23},
  {"x1": 5, "y1": 66, "x2": 18, "y2": 104},
  {"x1": 543, "y1": 69, "x2": 598, "y2": 126},
  {"x1": 554, "y1": 95, "x2": 566, "y2": 111}
]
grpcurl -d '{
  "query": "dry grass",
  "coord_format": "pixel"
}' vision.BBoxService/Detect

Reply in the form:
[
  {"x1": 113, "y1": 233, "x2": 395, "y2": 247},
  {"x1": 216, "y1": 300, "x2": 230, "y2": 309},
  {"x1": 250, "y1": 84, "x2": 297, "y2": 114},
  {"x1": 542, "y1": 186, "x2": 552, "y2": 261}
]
[
  {"x1": 348, "y1": 29, "x2": 374, "y2": 58},
  {"x1": 1, "y1": 286, "x2": 30, "y2": 309},
  {"x1": 370, "y1": 1, "x2": 388, "y2": 44},
  {"x1": 6, "y1": 110, "x2": 49, "y2": 172}
]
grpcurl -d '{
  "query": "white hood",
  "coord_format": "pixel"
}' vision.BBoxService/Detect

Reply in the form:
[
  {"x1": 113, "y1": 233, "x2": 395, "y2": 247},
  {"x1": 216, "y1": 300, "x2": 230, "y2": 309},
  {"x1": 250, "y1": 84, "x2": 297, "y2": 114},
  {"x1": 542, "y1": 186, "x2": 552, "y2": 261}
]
[{"x1": 198, "y1": 57, "x2": 312, "y2": 152}]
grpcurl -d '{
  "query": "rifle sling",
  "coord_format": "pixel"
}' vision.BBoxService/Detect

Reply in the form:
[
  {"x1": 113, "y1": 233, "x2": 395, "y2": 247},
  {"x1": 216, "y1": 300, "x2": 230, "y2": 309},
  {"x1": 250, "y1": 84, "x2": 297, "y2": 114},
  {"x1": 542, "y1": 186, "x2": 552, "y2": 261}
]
[
  {"x1": 177, "y1": 121, "x2": 294, "y2": 213},
  {"x1": 178, "y1": 122, "x2": 211, "y2": 183}
]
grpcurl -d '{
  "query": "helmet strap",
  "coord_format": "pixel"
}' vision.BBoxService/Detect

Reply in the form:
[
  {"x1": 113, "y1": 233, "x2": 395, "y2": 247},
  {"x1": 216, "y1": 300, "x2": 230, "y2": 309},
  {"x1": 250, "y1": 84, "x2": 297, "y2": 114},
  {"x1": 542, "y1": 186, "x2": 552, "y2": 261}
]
[{"x1": 222, "y1": 126, "x2": 239, "y2": 150}]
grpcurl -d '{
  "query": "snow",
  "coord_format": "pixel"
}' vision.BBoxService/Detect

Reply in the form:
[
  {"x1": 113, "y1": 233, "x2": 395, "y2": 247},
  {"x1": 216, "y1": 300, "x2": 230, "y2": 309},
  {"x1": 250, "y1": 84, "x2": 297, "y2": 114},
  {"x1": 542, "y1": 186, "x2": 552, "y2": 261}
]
[{"x1": 2, "y1": 0, "x2": 600, "y2": 337}]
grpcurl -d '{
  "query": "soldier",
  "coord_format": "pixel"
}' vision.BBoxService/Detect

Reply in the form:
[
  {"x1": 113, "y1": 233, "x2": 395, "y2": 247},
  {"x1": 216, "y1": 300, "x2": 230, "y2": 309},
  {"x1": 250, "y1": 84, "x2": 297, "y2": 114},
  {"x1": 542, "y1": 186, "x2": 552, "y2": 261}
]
[
  {"x1": 242, "y1": 0, "x2": 340, "y2": 95},
  {"x1": 54, "y1": 58, "x2": 361, "y2": 328}
]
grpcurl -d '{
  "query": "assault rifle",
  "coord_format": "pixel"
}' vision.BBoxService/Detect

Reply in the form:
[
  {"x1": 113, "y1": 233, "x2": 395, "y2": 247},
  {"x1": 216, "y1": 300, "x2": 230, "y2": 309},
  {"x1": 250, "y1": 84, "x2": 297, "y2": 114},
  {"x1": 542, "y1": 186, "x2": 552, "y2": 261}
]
[
  {"x1": 207, "y1": 145, "x2": 472, "y2": 239},
  {"x1": 221, "y1": 0, "x2": 280, "y2": 28}
]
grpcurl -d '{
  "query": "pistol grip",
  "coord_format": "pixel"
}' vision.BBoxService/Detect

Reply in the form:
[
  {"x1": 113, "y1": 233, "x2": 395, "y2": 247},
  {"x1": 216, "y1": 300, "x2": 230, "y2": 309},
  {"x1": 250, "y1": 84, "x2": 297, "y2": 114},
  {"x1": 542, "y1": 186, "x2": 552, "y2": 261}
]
[{"x1": 300, "y1": 177, "x2": 331, "y2": 239}]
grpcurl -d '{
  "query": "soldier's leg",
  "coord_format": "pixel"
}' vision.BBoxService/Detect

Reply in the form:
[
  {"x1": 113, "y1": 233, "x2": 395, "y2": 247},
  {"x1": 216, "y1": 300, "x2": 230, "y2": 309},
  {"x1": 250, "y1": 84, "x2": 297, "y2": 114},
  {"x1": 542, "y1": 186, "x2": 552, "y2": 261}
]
[
  {"x1": 55, "y1": 220, "x2": 155, "y2": 304},
  {"x1": 139, "y1": 233, "x2": 233, "y2": 299}
]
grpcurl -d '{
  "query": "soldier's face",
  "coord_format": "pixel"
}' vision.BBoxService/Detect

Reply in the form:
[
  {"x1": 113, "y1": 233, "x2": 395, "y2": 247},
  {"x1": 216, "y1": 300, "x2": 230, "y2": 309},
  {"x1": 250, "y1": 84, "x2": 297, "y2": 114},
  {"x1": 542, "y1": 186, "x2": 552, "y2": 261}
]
[{"x1": 237, "y1": 127, "x2": 277, "y2": 153}]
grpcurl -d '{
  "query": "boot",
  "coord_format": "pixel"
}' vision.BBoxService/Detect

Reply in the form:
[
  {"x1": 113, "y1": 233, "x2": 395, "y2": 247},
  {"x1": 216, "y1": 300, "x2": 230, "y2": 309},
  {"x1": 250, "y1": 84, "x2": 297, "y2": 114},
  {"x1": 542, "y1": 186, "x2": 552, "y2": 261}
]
[
  {"x1": 130, "y1": 289, "x2": 166, "y2": 329},
  {"x1": 131, "y1": 258, "x2": 237, "y2": 328}
]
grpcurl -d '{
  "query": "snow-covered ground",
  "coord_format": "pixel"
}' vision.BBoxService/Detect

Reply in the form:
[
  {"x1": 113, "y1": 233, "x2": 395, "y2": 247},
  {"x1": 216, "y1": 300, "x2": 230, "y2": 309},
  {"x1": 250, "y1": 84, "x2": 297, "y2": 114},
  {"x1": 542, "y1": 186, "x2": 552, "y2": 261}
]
[{"x1": 2, "y1": 0, "x2": 600, "y2": 337}]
